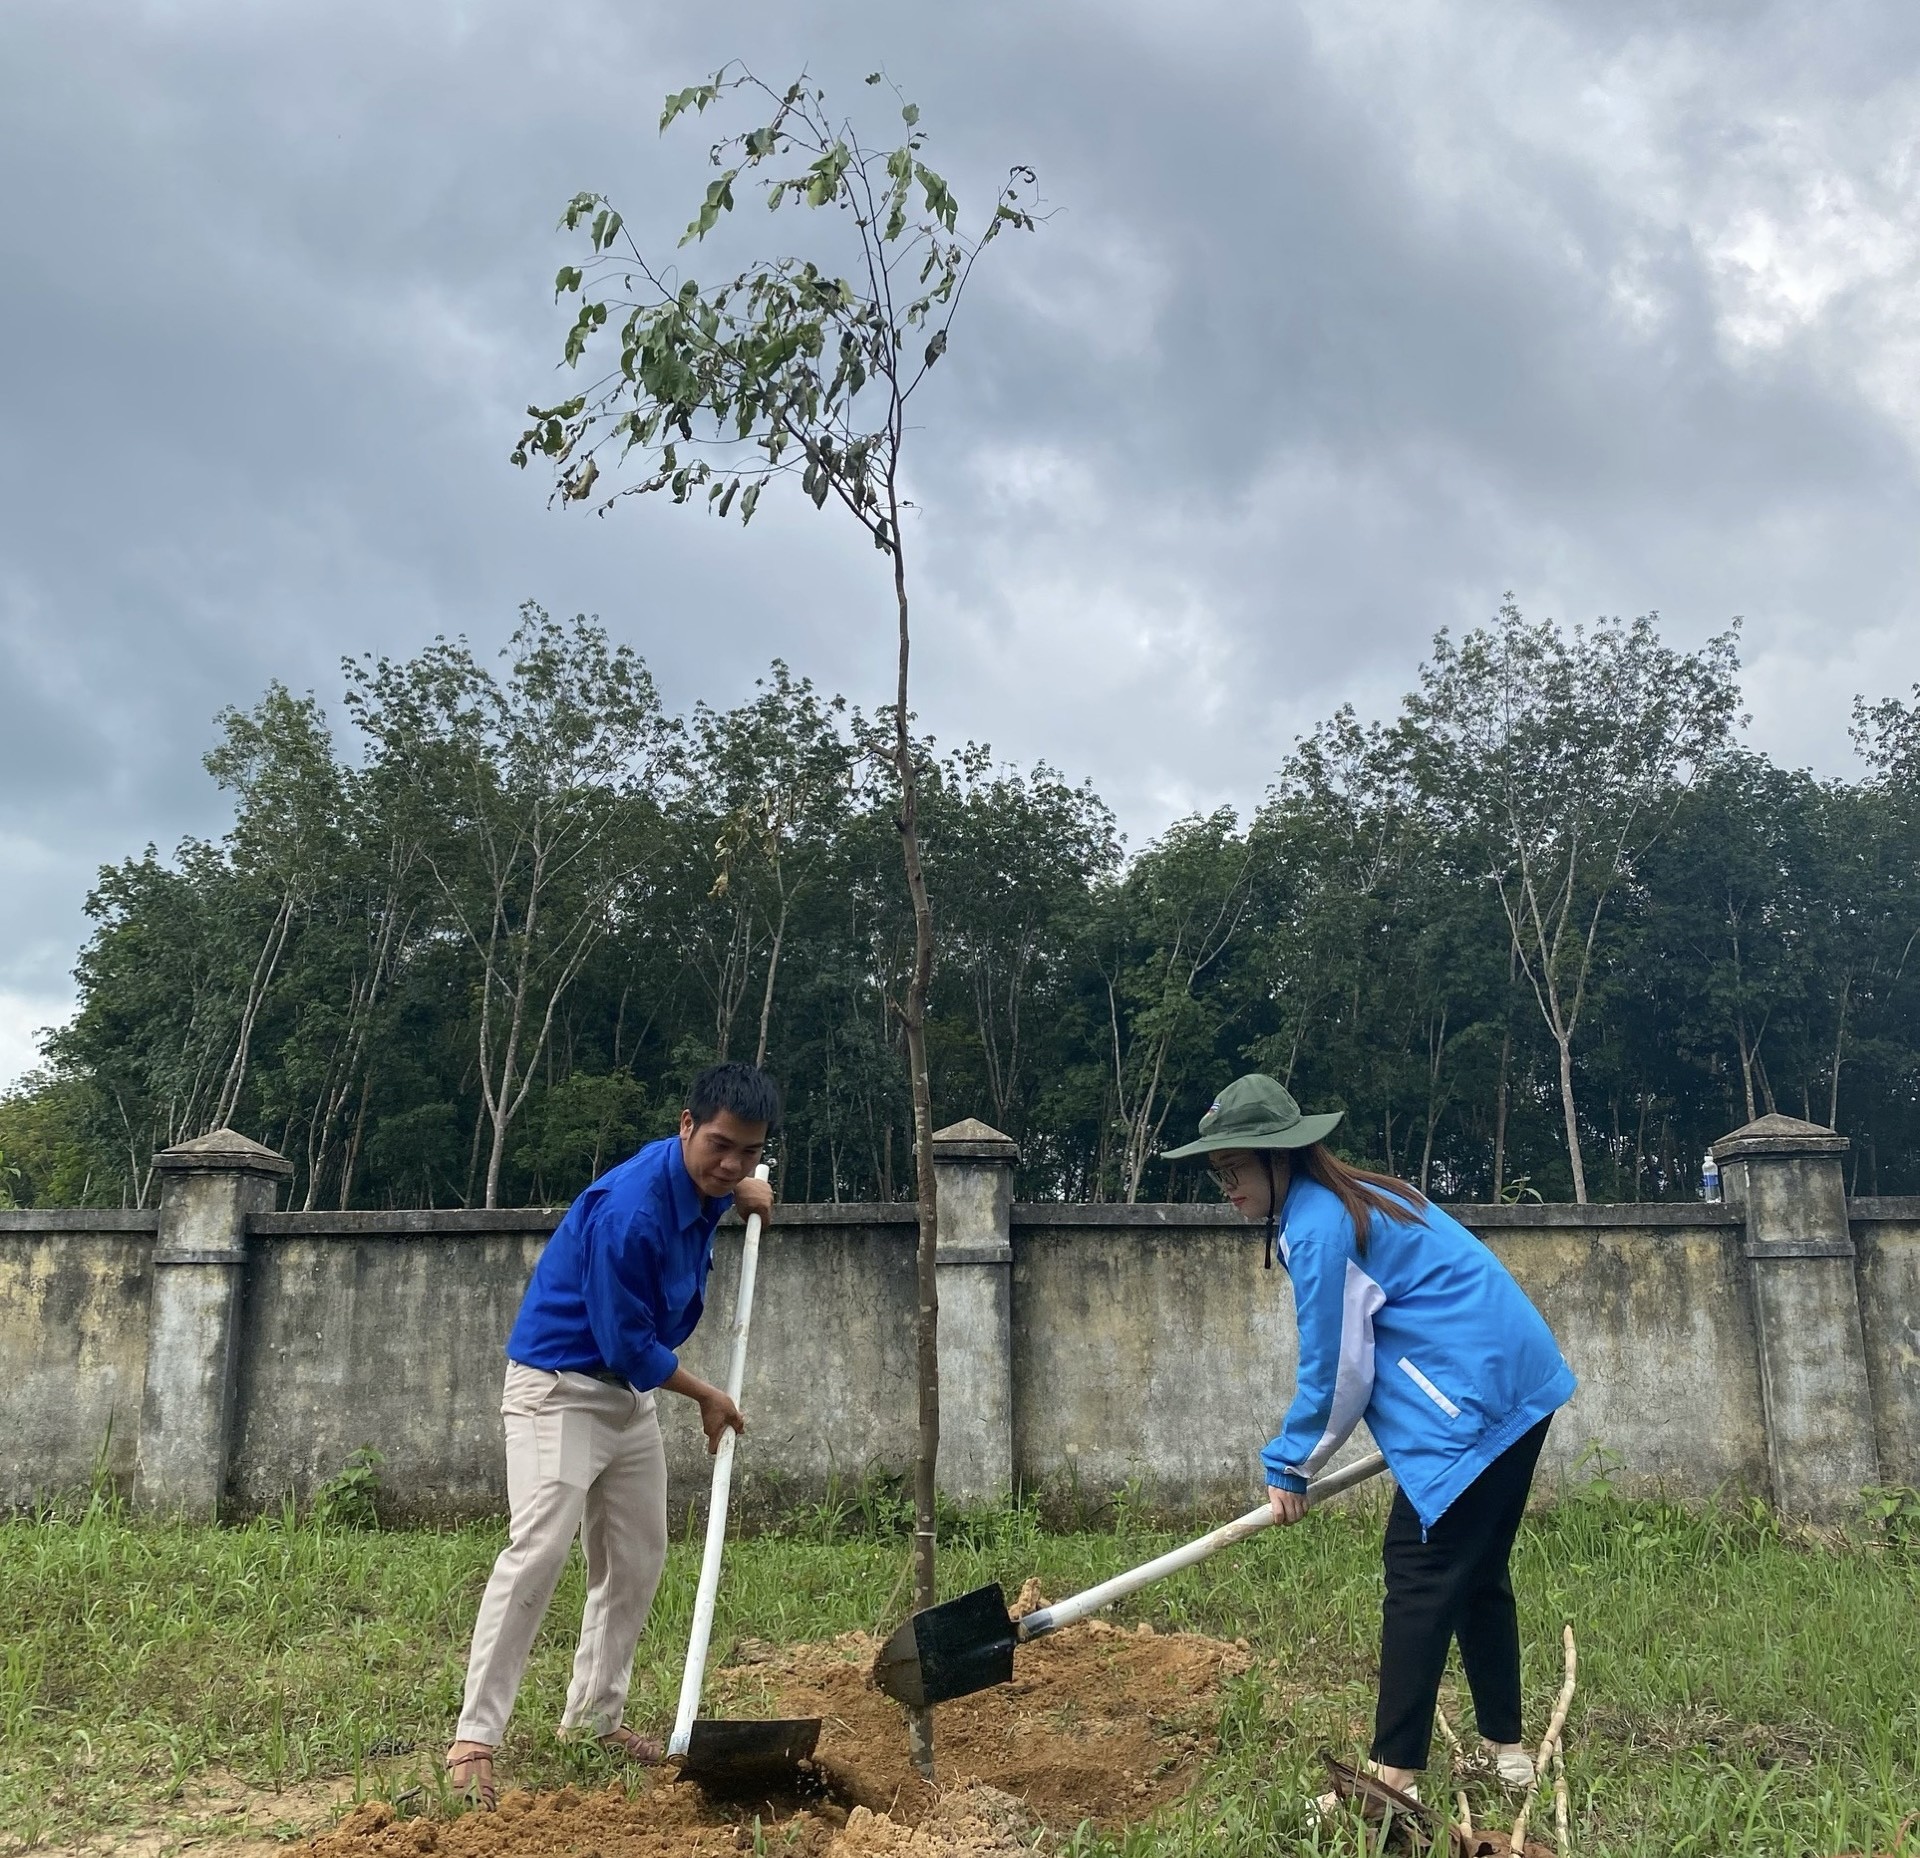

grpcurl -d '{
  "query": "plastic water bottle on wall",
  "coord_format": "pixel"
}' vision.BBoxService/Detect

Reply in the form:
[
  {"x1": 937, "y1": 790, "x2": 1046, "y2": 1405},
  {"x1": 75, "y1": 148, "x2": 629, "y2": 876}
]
[{"x1": 1701, "y1": 1151, "x2": 1721, "y2": 1202}]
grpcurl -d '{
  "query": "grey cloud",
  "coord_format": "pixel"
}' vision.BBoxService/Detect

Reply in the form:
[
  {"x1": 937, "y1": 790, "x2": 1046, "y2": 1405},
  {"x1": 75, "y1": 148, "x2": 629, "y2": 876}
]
[{"x1": 1, "y1": 0, "x2": 1916, "y2": 1083}]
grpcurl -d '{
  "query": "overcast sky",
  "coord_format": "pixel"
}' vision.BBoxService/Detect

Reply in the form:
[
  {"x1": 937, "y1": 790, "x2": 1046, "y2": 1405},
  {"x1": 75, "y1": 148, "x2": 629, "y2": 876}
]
[{"x1": 3, "y1": 0, "x2": 1918, "y2": 1089}]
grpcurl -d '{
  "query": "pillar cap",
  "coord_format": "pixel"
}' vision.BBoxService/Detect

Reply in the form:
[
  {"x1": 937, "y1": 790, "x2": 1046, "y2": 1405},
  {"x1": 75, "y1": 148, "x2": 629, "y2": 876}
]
[
  {"x1": 152, "y1": 1127, "x2": 295, "y2": 1179},
  {"x1": 932, "y1": 1118, "x2": 1019, "y2": 1165},
  {"x1": 1712, "y1": 1112, "x2": 1848, "y2": 1163}
]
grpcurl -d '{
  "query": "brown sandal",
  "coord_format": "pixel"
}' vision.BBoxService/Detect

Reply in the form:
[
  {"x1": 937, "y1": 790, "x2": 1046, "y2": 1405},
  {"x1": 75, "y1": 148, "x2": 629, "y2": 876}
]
[
  {"x1": 445, "y1": 1741, "x2": 497, "y2": 1810},
  {"x1": 597, "y1": 1726, "x2": 663, "y2": 1764}
]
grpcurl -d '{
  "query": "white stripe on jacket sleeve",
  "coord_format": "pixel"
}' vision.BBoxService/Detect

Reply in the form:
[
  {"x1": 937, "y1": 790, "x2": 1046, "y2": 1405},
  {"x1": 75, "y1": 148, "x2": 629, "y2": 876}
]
[{"x1": 1289, "y1": 1259, "x2": 1385, "y2": 1479}]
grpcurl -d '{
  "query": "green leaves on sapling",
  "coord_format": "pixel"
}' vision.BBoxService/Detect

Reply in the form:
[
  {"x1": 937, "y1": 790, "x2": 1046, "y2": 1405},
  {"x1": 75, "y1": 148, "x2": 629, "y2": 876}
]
[
  {"x1": 517, "y1": 66, "x2": 1038, "y2": 542},
  {"x1": 660, "y1": 82, "x2": 720, "y2": 132},
  {"x1": 914, "y1": 163, "x2": 957, "y2": 232},
  {"x1": 680, "y1": 171, "x2": 738, "y2": 246},
  {"x1": 562, "y1": 299, "x2": 607, "y2": 367}
]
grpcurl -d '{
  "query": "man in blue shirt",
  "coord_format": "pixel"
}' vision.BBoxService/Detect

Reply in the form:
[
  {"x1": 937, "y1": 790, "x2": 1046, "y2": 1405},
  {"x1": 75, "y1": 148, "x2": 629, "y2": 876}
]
[{"x1": 446, "y1": 1061, "x2": 779, "y2": 1809}]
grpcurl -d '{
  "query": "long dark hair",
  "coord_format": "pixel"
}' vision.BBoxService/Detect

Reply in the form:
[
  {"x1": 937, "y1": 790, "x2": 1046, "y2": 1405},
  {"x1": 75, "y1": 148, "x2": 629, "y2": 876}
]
[{"x1": 1293, "y1": 1142, "x2": 1427, "y2": 1254}]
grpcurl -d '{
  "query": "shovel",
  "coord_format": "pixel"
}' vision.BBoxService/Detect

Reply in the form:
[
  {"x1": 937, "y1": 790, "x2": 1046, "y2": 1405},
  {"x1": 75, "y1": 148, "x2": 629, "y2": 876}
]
[
  {"x1": 873, "y1": 1448, "x2": 1390, "y2": 1708},
  {"x1": 667, "y1": 1164, "x2": 822, "y2": 1790}
]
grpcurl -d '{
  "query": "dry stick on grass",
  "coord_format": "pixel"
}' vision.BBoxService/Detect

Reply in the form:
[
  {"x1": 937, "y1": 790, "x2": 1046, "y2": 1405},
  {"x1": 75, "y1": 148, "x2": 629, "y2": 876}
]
[
  {"x1": 1510, "y1": 1624, "x2": 1578, "y2": 1855},
  {"x1": 1552, "y1": 1745, "x2": 1570, "y2": 1853},
  {"x1": 1434, "y1": 1702, "x2": 1473, "y2": 1836}
]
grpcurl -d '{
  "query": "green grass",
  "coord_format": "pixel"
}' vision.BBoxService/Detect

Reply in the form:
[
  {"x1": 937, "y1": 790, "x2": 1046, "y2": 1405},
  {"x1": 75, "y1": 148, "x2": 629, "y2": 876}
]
[{"x1": 1, "y1": 1479, "x2": 1916, "y2": 1855}]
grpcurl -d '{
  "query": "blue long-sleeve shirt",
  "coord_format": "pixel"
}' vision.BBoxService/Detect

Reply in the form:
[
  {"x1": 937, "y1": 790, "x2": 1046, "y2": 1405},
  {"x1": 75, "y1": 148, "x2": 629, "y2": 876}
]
[
  {"x1": 1262, "y1": 1176, "x2": 1575, "y2": 1528},
  {"x1": 506, "y1": 1135, "x2": 731, "y2": 1390}
]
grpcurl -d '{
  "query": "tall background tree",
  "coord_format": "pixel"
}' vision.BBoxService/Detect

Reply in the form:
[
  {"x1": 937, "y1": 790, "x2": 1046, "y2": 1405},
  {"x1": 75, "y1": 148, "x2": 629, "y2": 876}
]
[
  {"x1": 19, "y1": 603, "x2": 1915, "y2": 1218},
  {"x1": 344, "y1": 605, "x2": 674, "y2": 1207},
  {"x1": 1403, "y1": 604, "x2": 1741, "y2": 1201}
]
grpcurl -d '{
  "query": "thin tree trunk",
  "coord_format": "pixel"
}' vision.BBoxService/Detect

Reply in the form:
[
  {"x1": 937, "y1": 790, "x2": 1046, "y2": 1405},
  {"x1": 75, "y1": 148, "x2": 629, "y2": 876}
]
[
  {"x1": 213, "y1": 890, "x2": 296, "y2": 1131},
  {"x1": 483, "y1": 876, "x2": 541, "y2": 1209},
  {"x1": 755, "y1": 894, "x2": 789, "y2": 1070},
  {"x1": 1828, "y1": 976, "x2": 1851, "y2": 1128},
  {"x1": 886, "y1": 483, "x2": 942, "y2": 1782},
  {"x1": 1556, "y1": 1034, "x2": 1588, "y2": 1203},
  {"x1": 822, "y1": 1034, "x2": 841, "y2": 1203},
  {"x1": 1122, "y1": 1032, "x2": 1175, "y2": 1205},
  {"x1": 1730, "y1": 917, "x2": 1759, "y2": 1123},
  {"x1": 338, "y1": 1070, "x2": 372, "y2": 1211},
  {"x1": 1492, "y1": 1021, "x2": 1512, "y2": 1200},
  {"x1": 1419, "y1": 1006, "x2": 1447, "y2": 1194},
  {"x1": 485, "y1": 1050, "x2": 518, "y2": 1208},
  {"x1": 463, "y1": 1087, "x2": 486, "y2": 1208}
]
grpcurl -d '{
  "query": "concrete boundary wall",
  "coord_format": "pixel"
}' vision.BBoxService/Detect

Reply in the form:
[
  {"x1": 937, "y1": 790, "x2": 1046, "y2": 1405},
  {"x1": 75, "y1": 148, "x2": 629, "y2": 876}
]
[{"x1": 2, "y1": 1115, "x2": 1914, "y2": 1522}]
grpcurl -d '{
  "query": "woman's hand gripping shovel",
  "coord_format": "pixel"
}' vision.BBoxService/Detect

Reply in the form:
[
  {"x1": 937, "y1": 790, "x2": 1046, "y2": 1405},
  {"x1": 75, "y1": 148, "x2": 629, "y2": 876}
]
[
  {"x1": 872, "y1": 1450, "x2": 1389, "y2": 1708},
  {"x1": 668, "y1": 1164, "x2": 821, "y2": 1792}
]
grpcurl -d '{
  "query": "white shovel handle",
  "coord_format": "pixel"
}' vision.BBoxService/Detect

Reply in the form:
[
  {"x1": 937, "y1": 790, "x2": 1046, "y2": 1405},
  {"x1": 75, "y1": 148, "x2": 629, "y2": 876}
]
[
  {"x1": 1018, "y1": 1450, "x2": 1389, "y2": 1642},
  {"x1": 668, "y1": 1162, "x2": 772, "y2": 1758}
]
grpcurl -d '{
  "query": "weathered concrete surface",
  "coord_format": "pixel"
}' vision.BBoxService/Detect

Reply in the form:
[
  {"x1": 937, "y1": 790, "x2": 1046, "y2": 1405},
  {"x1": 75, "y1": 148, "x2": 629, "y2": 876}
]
[
  {"x1": 229, "y1": 1216, "x2": 555, "y2": 1521},
  {"x1": 0, "y1": 1211, "x2": 153, "y2": 1498},
  {"x1": 1012, "y1": 1203, "x2": 1767, "y2": 1512},
  {"x1": 225, "y1": 1206, "x2": 922, "y2": 1525},
  {"x1": 135, "y1": 1131, "x2": 292, "y2": 1519},
  {"x1": 930, "y1": 1120, "x2": 1018, "y2": 1501},
  {"x1": 1012, "y1": 1206, "x2": 1321, "y2": 1514},
  {"x1": 1715, "y1": 1115, "x2": 1881, "y2": 1515},
  {"x1": 665, "y1": 1209, "x2": 919, "y2": 1525},
  {"x1": 1466, "y1": 1206, "x2": 1767, "y2": 1496},
  {"x1": 1852, "y1": 1201, "x2": 1920, "y2": 1489},
  {"x1": 2, "y1": 1115, "x2": 1907, "y2": 1521}
]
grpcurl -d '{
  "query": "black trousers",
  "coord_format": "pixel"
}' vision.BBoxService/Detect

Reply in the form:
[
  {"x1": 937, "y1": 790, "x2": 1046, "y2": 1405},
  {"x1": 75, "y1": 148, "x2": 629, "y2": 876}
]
[{"x1": 1371, "y1": 1416, "x2": 1550, "y2": 1771}]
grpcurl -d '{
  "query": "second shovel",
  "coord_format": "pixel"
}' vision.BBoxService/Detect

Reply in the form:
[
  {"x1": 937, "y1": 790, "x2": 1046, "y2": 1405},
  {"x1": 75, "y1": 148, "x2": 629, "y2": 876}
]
[{"x1": 873, "y1": 1450, "x2": 1389, "y2": 1709}]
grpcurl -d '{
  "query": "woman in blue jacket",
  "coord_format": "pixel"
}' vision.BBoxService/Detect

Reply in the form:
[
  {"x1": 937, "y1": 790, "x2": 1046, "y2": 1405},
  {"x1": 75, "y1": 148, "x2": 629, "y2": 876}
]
[{"x1": 1163, "y1": 1073, "x2": 1576, "y2": 1803}]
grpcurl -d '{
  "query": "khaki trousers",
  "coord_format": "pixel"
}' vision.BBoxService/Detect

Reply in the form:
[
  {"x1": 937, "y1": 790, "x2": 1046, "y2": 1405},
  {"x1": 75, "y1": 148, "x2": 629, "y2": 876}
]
[{"x1": 455, "y1": 1362, "x2": 669, "y2": 1746}]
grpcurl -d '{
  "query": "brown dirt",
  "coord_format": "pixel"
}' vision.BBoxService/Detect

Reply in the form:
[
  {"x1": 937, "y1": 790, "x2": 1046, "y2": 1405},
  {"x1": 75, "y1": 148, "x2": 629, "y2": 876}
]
[{"x1": 306, "y1": 1613, "x2": 1253, "y2": 1857}]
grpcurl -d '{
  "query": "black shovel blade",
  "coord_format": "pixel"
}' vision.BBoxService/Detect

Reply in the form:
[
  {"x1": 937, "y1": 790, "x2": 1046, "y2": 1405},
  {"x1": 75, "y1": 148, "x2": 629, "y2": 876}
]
[
  {"x1": 871, "y1": 1582, "x2": 1018, "y2": 1708},
  {"x1": 678, "y1": 1716, "x2": 821, "y2": 1792}
]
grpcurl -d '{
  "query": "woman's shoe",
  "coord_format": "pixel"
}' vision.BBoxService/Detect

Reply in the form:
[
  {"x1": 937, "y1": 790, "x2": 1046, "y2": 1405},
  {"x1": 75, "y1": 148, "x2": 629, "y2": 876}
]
[
  {"x1": 1484, "y1": 1741, "x2": 1535, "y2": 1786},
  {"x1": 1313, "y1": 1761, "x2": 1419, "y2": 1819}
]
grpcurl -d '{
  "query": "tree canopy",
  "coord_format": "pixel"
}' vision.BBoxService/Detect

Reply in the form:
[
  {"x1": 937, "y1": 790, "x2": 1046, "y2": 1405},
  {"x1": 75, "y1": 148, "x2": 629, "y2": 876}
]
[{"x1": 6, "y1": 604, "x2": 1916, "y2": 1210}]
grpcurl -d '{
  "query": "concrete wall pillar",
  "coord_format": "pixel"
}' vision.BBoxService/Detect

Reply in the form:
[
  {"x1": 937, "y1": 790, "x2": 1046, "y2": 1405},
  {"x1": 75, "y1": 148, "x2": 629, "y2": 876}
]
[
  {"x1": 134, "y1": 1129, "x2": 291, "y2": 1519},
  {"x1": 1714, "y1": 1113, "x2": 1880, "y2": 1518},
  {"x1": 931, "y1": 1118, "x2": 1017, "y2": 1503}
]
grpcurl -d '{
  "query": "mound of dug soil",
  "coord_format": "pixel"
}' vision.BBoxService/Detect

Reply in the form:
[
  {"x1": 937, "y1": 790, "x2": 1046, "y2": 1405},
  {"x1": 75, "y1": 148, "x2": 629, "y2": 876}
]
[{"x1": 310, "y1": 1615, "x2": 1252, "y2": 1857}]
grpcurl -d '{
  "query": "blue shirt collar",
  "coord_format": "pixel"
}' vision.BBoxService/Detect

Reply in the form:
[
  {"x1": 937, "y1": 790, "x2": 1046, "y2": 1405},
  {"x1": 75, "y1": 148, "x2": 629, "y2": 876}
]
[
  {"x1": 664, "y1": 1136, "x2": 730, "y2": 1230},
  {"x1": 1281, "y1": 1168, "x2": 1307, "y2": 1221}
]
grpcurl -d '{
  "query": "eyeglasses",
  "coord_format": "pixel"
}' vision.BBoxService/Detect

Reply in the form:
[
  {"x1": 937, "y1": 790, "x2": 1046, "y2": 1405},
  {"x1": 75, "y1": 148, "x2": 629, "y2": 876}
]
[{"x1": 1208, "y1": 1159, "x2": 1247, "y2": 1190}]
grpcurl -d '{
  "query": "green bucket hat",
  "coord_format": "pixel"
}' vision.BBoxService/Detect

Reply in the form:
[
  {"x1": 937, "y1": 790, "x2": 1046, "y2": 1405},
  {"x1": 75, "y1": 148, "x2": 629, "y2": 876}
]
[{"x1": 1159, "y1": 1073, "x2": 1344, "y2": 1160}]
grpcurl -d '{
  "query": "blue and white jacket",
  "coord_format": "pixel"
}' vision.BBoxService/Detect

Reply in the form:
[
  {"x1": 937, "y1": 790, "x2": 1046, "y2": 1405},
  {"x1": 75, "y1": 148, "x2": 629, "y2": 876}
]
[{"x1": 1263, "y1": 1176, "x2": 1575, "y2": 1529}]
